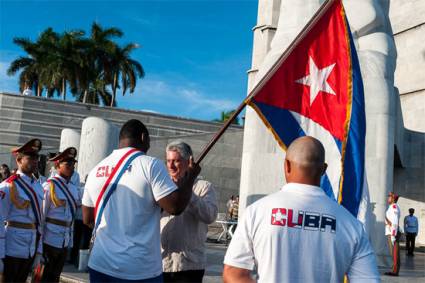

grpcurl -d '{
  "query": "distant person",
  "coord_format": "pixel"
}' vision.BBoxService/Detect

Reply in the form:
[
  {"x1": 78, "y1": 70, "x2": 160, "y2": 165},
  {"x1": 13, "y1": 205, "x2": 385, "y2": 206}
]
[
  {"x1": 385, "y1": 192, "x2": 401, "y2": 276},
  {"x1": 226, "y1": 195, "x2": 234, "y2": 219},
  {"x1": 161, "y1": 140, "x2": 218, "y2": 283},
  {"x1": 223, "y1": 136, "x2": 380, "y2": 282},
  {"x1": 0, "y1": 164, "x2": 11, "y2": 181},
  {"x1": 22, "y1": 85, "x2": 33, "y2": 96},
  {"x1": 82, "y1": 119, "x2": 200, "y2": 282},
  {"x1": 0, "y1": 139, "x2": 44, "y2": 282},
  {"x1": 228, "y1": 195, "x2": 239, "y2": 221},
  {"x1": 404, "y1": 208, "x2": 419, "y2": 256},
  {"x1": 41, "y1": 147, "x2": 81, "y2": 282}
]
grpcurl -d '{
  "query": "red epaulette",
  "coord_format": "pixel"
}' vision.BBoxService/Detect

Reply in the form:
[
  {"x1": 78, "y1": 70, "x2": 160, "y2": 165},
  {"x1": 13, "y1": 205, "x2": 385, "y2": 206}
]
[
  {"x1": 5, "y1": 174, "x2": 19, "y2": 184},
  {"x1": 392, "y1": 204, "x2": 397, "y2": 209}
]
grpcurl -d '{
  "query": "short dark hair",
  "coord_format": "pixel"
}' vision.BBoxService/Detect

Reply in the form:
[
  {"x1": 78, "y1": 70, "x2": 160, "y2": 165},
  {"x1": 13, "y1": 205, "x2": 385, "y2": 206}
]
[
  {"x1": 119, "y1": 119, "x2": 149, "y2": 141},
  {"x1": 1, "y1": 164, "x2": 9, "y2": 169},
  {"x1": 409, "y1": 208, "x2": 415, "y2": 213}
]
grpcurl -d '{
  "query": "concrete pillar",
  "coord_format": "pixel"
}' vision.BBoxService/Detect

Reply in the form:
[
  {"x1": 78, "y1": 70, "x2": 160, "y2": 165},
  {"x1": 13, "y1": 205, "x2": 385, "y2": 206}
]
[
  {"x1": 240, "y1": 0, "x2": 397, "y2": 266},
  {"x1": 59, "y1": 129, "x2": 81, "y2": 152},
  {"x1": 77, "y1": 117, "x2": 119, "y2": 181}
]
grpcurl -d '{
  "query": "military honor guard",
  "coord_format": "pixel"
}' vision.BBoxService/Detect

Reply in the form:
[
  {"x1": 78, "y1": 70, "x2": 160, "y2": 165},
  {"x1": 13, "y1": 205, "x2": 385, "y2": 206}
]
[
  {"x1": 41, "y1": 147, "x2": 81, "y2": 282},
  {"x1": 0, "y1": 139, "x2": 44, "y2": 282},
  {"x1": 385, "y1": 192, "x2": 401, "y2": 276}
]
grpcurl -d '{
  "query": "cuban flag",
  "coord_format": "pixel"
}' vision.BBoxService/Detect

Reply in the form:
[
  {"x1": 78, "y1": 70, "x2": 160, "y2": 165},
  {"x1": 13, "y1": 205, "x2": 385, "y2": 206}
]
[{"x1": 246, "y1": 0, "x2": 369, "y2": 221}]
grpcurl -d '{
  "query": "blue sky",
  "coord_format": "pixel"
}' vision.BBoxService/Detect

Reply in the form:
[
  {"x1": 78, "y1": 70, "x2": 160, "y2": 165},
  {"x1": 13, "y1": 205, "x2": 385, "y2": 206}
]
[{"x1": 0, "y1": 0, "x2": 257, "y2": 121}]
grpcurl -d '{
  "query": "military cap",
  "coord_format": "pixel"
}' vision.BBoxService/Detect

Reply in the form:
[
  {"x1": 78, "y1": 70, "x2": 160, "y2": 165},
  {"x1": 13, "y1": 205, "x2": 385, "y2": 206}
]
[
  {"x1": 11, "y1": 138, "x2": 42, "y2": 155},
  {"x1": 49, "y1": 147, "x2": 77, "y2": 162}
]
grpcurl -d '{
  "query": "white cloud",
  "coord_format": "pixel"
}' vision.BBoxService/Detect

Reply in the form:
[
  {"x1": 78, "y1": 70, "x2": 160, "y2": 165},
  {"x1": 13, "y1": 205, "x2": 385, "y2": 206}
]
[
  {"x1": 179, "y1": 88, "x2": 237, "y2": 112},
  {"x1": 120, "y1": 77, "x2": 239, "y2": 117}
]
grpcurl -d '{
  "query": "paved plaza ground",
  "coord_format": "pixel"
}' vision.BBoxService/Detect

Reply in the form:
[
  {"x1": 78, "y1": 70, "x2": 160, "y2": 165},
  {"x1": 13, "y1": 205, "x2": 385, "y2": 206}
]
[{"x1": 60, "y1": 241, "x2": 425, "y2": 283}]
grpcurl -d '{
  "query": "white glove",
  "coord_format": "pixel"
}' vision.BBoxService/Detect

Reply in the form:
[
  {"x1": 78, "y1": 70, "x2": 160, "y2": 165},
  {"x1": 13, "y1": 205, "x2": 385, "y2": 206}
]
[
  {"x1": 32, "y1": 253, "x2": 44, "y2": 268},
  {"x1": 391, "y1": 235, "x2": 396, "y2": 245},
  {"x1": 0, "y1": 258, "x2": 4, "y2": 273}
]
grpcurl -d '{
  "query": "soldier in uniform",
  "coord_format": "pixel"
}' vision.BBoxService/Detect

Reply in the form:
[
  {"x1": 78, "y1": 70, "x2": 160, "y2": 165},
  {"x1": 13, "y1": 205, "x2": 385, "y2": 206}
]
[
  {"x1": 0, "y1": 139, "x2": 44, "y2": 282},
  {"x1": 385, "y1": 192, "x2": 401, "y2": 276},
  {"x1": 41, "y1": 147, "x2": 81, "y2": 282}
]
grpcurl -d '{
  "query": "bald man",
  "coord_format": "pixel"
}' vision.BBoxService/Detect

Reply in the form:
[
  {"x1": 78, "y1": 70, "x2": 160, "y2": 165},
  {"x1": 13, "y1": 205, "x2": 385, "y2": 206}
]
[{"x1": 223, "y1": 137, "x2": 380, "y2": 283}]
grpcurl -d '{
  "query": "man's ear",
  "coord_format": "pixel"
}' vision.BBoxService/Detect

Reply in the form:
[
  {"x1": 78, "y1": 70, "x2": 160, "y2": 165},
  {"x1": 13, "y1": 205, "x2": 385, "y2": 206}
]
[{"x1": 284, "y1": 159, "x2": 291, "y2": 174}]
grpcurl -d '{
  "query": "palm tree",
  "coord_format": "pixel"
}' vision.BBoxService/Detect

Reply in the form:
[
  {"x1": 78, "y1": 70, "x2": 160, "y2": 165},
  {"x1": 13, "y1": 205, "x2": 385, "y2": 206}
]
[
  {"x1": 9, "y1": 23, "x2": 145, "y2": 107},
  {"x1": 52, "y1": 30, "x2": 86, "y2": 100},
  {"x1": 109, "y1": 43, "x2": 145, "y2": 106},
  {"x1": 7, "y1": 37, "x2": 42, "y2": 96}
]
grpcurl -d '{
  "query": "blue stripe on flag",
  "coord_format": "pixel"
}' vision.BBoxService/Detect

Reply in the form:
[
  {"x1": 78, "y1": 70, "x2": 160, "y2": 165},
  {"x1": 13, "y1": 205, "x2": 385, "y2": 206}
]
[
  {"x1": 253, "y1": 101, "x2": 336, "y2": 200},
  {"x1": 340, "y1": 23, "x2": 366, "y2": 217},
  {"x1": 321, "y1": 174, "x2": 336, "y2": 201}
]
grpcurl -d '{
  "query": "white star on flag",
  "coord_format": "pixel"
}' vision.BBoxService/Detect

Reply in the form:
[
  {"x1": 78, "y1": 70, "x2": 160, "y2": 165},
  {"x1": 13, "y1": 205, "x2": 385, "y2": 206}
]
[{"x1": 296, "y1": 56, "x2": 336, "y2": 105}]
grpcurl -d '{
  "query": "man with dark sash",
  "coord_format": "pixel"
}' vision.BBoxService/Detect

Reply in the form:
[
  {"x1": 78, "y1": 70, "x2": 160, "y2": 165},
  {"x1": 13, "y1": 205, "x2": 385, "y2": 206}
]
[
  {"x1": 0, "y1": 139, "x2": 44, "y2": 282},
  {"x1": 41, "y1": 147, "x2": 81, "y2": 282}
]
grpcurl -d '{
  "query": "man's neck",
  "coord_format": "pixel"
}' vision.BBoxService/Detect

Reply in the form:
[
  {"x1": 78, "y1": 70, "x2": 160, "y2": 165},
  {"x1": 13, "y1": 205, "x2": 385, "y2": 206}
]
[{"x1": 57, "y1": 172, "x2": 71, "y2": 182}]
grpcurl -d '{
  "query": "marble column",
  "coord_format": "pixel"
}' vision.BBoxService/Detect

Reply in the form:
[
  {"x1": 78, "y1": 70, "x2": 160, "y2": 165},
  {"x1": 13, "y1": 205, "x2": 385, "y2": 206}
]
[{"x1": 77, "y1": 117, "x2": 119, "y2": 181}]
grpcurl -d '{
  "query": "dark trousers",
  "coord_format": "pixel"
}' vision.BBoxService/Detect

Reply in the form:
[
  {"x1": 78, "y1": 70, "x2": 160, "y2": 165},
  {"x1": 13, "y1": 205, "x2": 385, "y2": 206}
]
[
  {"x1": 89, "y1": 267, "x2": 164, "y2": 283},
  {"x1": 4, "y1": 255, "x2": 34, "y2": 283},
  {"x1": 163, "y1": 270, "x2": 205, "y2": 283},
  {"x1": 70, "y1": 220, "x2": 92, "y2": 265},
  {"x1": 406, "y1": 232, "x2": 417, "y2": 255},
  {"x1": 41, "y1": 243, "x2": 67, "y2": 283},
  {"x1": 387, "y1": 235, "x2": 400, "y2": 275}
]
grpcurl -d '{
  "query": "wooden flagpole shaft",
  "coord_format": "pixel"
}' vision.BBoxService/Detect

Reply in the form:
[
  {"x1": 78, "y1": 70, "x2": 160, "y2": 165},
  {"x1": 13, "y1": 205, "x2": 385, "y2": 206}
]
[
  {"x1": 195, "y1": 101, "x2": 247, "y2": 165},
  {"x1": 195, "y1": 0, "x2": 335, "y2": 165}
]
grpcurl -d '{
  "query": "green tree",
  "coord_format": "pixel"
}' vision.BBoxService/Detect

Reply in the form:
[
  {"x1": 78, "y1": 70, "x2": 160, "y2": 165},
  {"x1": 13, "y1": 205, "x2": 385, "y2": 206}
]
[
  {"x1": 110, "y1": 43, "x2": 145, "y2": 106},
  {"x1": 213, "y1": 110, "x2": 240, "y2": 125},
  {"x1": 8, "y1": 22, "x2": 144, "y2": 107},
  {"x1": 7, "y1": 37, "x2": 42, "y2": 96}
]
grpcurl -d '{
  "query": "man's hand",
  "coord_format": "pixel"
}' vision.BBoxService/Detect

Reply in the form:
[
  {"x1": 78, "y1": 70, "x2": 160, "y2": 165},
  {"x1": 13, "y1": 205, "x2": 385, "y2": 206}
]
[
  {"x1": 159, "y1": 156, "x2": 201, "y2": 215},
  {"x1": 176, "y1": 157, "x2": 201, "y2": 186}
]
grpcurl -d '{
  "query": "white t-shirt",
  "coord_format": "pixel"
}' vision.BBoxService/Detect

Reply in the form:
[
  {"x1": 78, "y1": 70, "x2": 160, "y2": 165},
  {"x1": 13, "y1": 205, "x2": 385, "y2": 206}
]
[
  {"x1": 224, "y1": 183, "x2": 380, "y2": 283},
  {"x1": 82, "y1": 147, "x2": 177, "y2": 280}
]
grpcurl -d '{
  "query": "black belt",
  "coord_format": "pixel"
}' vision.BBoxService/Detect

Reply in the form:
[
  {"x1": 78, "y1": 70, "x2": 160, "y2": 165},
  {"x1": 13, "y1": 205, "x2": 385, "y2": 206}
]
[{"x1": 46, "y1": 217, "x2": 72, "y2": 227}]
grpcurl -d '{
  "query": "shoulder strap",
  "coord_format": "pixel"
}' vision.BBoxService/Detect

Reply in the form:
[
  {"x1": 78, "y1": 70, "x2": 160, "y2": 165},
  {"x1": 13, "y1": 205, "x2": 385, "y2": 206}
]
[
  {"x1": 50, "y1": 177, "x2": 77, "y2": 219},
  {"x1": 93, "y1": 148, "x2": 143, "y2": 231},
  {"x1": 14, "y1": 177, "x2": 42, "y2": 226}
]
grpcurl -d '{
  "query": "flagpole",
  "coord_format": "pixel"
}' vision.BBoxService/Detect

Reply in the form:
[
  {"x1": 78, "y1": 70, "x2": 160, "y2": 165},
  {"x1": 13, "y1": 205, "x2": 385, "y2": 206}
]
[
  {"x1": 195, "y1": 0, "x2": 336, "y2": 165},
  {"x1": 195, "y1": 101, "x2": 247, "y2": 165}
]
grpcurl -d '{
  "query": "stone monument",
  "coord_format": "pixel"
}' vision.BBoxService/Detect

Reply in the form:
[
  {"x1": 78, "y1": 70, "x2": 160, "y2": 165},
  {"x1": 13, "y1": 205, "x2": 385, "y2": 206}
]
[
  {"x1": 240, "y1": 0, "x2": 397, "y2": 265},
  {"x1": 77, "y1": 117, "x2": 119, "y2": 181}
]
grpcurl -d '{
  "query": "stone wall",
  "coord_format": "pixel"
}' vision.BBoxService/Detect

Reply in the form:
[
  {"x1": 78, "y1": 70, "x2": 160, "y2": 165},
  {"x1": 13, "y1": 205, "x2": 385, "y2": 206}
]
[
  {"x1": 0, "y1": 92, "x2": 243, "y2": 213},
  {"x1": 0, "y1": 92, "x2": 240, "y2": 166},
  {"x1": 390, "y1": 0, "x2": 425, "y2": 246}
]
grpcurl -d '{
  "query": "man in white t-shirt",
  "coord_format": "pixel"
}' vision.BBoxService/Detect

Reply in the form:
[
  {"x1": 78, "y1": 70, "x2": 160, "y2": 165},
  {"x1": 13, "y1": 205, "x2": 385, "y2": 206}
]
[
  {"x1": 223, "y1": 136, "x2": 380, "y2": 283},
  {"x1": 82, "y1": 119, "x2": 200, "y2": 282}
]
